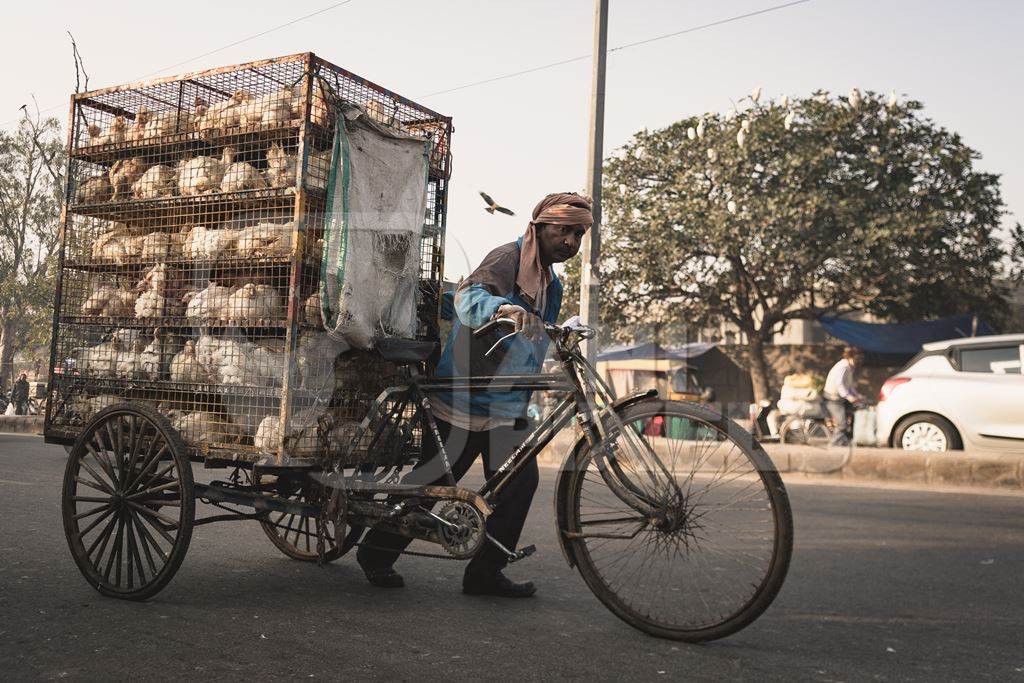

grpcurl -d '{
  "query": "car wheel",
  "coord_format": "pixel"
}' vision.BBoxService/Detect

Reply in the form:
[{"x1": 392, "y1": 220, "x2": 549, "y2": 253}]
[{"x1": 894, "y1": 414, "x2": 961, "y2": 452}]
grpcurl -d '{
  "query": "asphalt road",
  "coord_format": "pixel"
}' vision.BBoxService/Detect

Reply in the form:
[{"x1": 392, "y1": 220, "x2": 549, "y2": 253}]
[{"x1": 1, "y1": 433, "x2": 1022, "y2": 681}]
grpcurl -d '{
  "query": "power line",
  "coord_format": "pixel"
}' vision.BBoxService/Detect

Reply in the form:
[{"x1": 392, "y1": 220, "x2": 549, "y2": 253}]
[
  {"x1": 4, "y1": 0, "x2": 356, "y2": 127},
  {"x1": 418, "y1": 0, "x2": 811, "y2": 99},
  {"x1": 141, "y1": 0, "x2": 356, "y2": 79}
]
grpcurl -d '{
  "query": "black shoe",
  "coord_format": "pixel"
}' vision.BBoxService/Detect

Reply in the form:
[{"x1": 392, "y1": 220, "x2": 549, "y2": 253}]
[
  {"x1": 357, "y1": 552, "x2": 405, "y2": 588},
  {"x1": 462, "y1": 570, "x2": 536, "y2": 598}
]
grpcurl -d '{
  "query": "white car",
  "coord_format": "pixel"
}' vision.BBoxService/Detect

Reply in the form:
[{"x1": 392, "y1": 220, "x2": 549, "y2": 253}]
[{"x1": 876, "y1": 333, "x2": 1024, "y2": 452}]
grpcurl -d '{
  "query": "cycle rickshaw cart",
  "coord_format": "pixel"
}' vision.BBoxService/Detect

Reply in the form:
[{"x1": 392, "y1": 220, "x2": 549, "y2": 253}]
[{"x1": 46, "y1": 53, "x2": 792, "y2": 643}]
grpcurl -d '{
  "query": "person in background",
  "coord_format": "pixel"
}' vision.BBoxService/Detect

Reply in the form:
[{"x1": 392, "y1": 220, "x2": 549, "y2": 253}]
[
  {"x1": 11, "y1": 373, "x2": 30, "y2": 416},
  {"x1": 822, "y1": 347, "x2": 865, "y2": 446},
  {"x1": 357, "y1": 192, "x2": 593, "y2": 598}
]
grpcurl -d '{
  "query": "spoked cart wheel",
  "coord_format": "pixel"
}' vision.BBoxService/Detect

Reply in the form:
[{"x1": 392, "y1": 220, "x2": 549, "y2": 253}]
[
  {"x1": 61, "y1": 403, "x2": 195, "y2": 600},
  {"x1": 560, "y1": 399, "x2": 793, "y2": 642},
  {"x1": 255, "y1": 472, "x2": 349, "y2": 563}
]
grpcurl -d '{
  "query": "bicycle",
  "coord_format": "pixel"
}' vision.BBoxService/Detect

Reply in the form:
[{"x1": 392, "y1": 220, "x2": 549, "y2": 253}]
[{"x1": 60, "y1": 317, "x2": 793, "y2": 643}]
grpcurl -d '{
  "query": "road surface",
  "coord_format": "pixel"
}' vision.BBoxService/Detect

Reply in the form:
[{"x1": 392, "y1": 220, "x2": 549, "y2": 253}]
[{"x1": 1, "y1": 434, "x2": 1022, "y2": 680}]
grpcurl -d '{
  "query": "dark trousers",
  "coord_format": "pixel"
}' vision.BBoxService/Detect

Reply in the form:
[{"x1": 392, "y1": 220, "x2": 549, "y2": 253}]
[{"x1": 359, "y1": 418, "x2": 539, "y2": 575}]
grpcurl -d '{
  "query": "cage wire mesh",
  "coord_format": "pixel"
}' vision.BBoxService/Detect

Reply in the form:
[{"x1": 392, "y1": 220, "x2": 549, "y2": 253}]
[{"x1": 46, "y1": 53, "x2": 451, "y2": 467}]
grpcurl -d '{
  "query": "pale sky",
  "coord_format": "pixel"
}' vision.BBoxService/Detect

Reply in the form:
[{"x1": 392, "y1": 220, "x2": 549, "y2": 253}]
[{"x1": 2, "y1": 0, "x2": 1020, "y2": 278}]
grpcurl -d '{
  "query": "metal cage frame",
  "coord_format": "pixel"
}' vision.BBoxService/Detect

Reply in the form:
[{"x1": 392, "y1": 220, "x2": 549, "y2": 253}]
[{"x1": 44, "y1": 52, "x2": 452, "y2": 467}]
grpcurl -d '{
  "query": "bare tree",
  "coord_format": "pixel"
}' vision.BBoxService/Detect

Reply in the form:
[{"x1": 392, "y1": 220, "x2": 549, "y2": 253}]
[{"x1": 0, "y1": 108, "x2": 65, "y2": 388}]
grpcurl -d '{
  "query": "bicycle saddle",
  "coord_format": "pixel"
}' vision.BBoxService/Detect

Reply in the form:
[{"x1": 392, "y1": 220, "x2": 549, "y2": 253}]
[{"x1": 375, "y1": 338, "x2": 440, "y2": 365}]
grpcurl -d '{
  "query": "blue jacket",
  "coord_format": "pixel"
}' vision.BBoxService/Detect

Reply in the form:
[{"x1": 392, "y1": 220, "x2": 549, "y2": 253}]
[{"x1": 434, "y1": 237, "x2": 563, "y2": 419}]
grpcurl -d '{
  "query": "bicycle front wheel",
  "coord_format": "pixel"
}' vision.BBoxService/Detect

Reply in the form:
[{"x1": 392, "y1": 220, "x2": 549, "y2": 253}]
[{"x1": 562, "y1": 399, "x2": 792, "y2": 642}]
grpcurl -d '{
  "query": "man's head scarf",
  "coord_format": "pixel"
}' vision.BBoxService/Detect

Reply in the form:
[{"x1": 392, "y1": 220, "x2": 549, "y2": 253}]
[{"x1": 518, "y1": 192, "x2": 593, "y2": 314}]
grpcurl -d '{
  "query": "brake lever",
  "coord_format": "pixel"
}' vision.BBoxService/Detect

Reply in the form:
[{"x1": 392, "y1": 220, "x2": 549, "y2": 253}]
[{"x1": 485, "y1": 330, "x2": 520, "y2": 357}]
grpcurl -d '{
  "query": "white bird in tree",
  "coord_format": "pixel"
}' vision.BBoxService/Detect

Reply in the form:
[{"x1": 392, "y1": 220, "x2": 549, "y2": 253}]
[
  {"x1": 750, "y1": 85, "x2": 762, "y2": 103},
  {"x1": 848, "y1": 87, "x2": 862, "y2": 109},
  {"x1": 741, "y1": 119, "x2": 752, "y2": 134},
  {"x1": 779, "y1": 95, "x2": 789, "y2": 108},
  {"x1": 737, "y1": 129, "x2": 746, "y2": 148},
  {"x1": 727, "y1": 200, "x2": 738, "y2": 214},
  {"x1": 687, "y1": 127, "x2": 696, "y2": 140},
  {"x1": 707, "y1": 148, "x2": 718, "y2": 162},
  {"x1": 887, "y1": 89, "x2": 898, "y2": 109},
  {"x1": 784, "y1": 110, "x2": 796, "y2": 130},
  {"x1": 696, "y1": 119, "x2": 706, "y2": 139}
]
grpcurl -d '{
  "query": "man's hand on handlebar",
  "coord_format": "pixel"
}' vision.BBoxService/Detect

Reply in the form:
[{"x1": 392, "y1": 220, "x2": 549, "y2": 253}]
[{"x1": 494, "y1": 304, "x2": 544, "y2": 342}]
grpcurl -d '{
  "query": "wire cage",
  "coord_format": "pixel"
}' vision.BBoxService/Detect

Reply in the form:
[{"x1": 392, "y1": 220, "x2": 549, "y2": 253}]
[{"x1": 45, "y1": 52, "x2": 451, "y2": 467}]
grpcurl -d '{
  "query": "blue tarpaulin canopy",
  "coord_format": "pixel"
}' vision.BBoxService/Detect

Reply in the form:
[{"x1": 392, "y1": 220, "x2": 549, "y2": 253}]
[
  {"x1": 819, "y1": 314, "x2": 993, "y2": 356},
  {"x1": 596, "y1": 342, "x2": 716, "y2": 363}
]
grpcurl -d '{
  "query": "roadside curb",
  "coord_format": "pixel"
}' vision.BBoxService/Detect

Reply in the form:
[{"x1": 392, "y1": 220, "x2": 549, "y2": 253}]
[
  {"x1": 537, "y1": 433, "x2": 1024, "y2": 493},
  {"x1": 0, "y1": 416, "x2": 45, "y2": 436}
]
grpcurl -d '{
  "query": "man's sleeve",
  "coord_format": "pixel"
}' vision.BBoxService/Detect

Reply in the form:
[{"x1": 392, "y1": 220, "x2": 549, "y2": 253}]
[{"x1": 453, "y1": 244, "x2": 517, "y2": 328}]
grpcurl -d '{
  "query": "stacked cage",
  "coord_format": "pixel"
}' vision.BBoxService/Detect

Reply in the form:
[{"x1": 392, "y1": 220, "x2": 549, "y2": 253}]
[{"x1": 45, "y1": 53, "x2": 451, "y2": 466}]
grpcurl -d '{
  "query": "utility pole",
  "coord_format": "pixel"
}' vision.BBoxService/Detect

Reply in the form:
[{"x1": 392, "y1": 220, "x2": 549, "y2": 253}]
[{"x1": 580, "y1": 0, "x2": 608, "y2": 363}]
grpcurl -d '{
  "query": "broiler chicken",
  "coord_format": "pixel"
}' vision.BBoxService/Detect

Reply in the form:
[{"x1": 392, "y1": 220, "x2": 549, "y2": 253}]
[
  {"x1": 306, "y1": 149, "x2": 333, "y2": 191},
  {"x1": 76, "y1": 175, "x2": 113, "y2": 204},
  {"x1": 125, "y1": 107, "x2": 152, "y2": 142},
  {"x1": 91, "y1": 225, "x2": 141, "y2": 264},
  {"x1": 193, "y1": 90, "x2": 254, "y2": 134},
  {"x1": 109, "y1": 157, "x2": 149, "y2": 201},
  {"x1": 87, "y1": 116, "x2": 127, "y2": 146},
  {"x1": 81, "y1": 283, "x2": 137, "y2": 317},
  {"x1": 171, "y1": 411, "x2": 242, "y2": 445},
  {"x1": 114, "y1": 338, "x2": 149, "y2": 379},
  {"x1": 265, "y1": 142, "x2": 297, "y2": 190},
  {"x1": 303, "y1": 291, "x2": 322, "y2": 326},
  {"x1": 234, "y1": 222, "x2": 294, "y2": 258},
  {"x1": 143, "y1": 109, "x2": 192, "y2": 139},
  {"x1": 139, "y1": 230, "x2": 184, "y2": 260},
  {"x1": 183, "y1": 282, "x2": 235, "y2": 320},
  {"x1": 178, "y1": 147, "x2": 233, "y2": 196},
  {"x1": 183, "y1": 225, "x2": 241, "y2": 260},
  {"x1": 169, "y1": 340, "x2": 210, "y2": 383},
  {"x1": 221, "y1": 283, "x2": 284, "y2": 323},
  {"x1": 239, "y1": 88, "x2": 297, "y2": 128},
  {"x1": 134, "y1": 263, "x2": 182, "y2": 319},
  {"x1": 132, "y1": 164, "x2": 177, "y2": 199},
  {"x1": 219, "y1": 147, "x2": 267, "y2": 193}
]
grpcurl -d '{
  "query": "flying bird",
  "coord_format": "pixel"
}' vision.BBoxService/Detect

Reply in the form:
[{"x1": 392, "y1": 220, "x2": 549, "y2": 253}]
[{"x1": 479, "y1": 191, "x2": 515, "y2": 216}]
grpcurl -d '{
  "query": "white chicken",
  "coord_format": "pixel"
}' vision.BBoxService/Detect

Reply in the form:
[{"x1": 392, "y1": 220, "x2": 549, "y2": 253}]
[
  {"x1": 139, "y1": 230, "x2": 183, "y2": 261},
  {"x1": 78, "y1": 338, "x2": 123, "y2": 376},
  {"x1": 132, "y1": 165, "x2": 177, "y2": 199},
  {"x1": 183, "y1": 282, "x2": 235, "y2": 320},
  {"x1": 169, "y1": 340, "x2": 210, "y2": 383},
  {"x1": 195, "y1": 335, "x2": 283, "y2": 387},
  {"x1": 178, "y1": 147, "x2": 233, "y2": 196},
  {"x1": 87, "y1": 116, "x2": 127, "y2": 146},
  {"x1": 76, "y1": 175, "x2": 113, "y2": 204},
  {"x1": 125, "y1": 107, "x2": 152, "y2": 142},
  {"x1": 303, "y1": 290, "x2": 322, "y2": 326},
  {"x1": 171, "y1": 411, "x2": 243, "y2": 445},
  {"x1": 193, "y1": 90, "x2": 254, "y2": 134},
  {"x1": 234, "y1": 222, "x2": 294, "y2": 258},
  {"x1": 221, "y1": 283, "x2": 284, "y2": 323},
  {"x1": 306, "y1": 149, "x2": 333, "y2": 191},
  {"x1": 239, "y1": 88, "x2": 296, "y2": 128},
  {"x1": 265, "y1": 142, "x2": 297, "y2": 190},
  {"x1": 219, "y1": 147, "x2": 267, "y2": 193},
  {"x1": 183, "y1": 225, "x2": 241, "y2": 260},
  {"x1": 142, "y1": 109, "x2": 192, "y2": 139},
  {"x1": 114, "y1": 338, "x2": 149, "y2": 379},
  {"x1": 81, "y1": 283, "x2": 137, "y2": 317},
  {"x1": 134, "y1": 264, "x2": 182, "y2": 319},
  {"x1": 109, "y1": 157, "x2": 150, "y2": 202},
  {"x1": 138, "y1": 332, "x2": 177, "y2": 381},
  {"x1": 91, "y1": 224, "x2": 140, "y2": 264}
]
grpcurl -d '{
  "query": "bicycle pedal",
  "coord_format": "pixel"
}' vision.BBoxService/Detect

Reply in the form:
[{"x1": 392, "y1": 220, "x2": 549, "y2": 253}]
[{"x1": 509, "y1": 545, "x2": 536, "y2": 563}]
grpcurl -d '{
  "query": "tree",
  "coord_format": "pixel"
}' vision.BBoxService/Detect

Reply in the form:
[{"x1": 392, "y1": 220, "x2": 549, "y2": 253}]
[
  {"x1": 0, "y1": 112, "x2": 65, "y2": 389},
  {"x1": 565, "y1": 89, "x2": 1017, "y2": 401}
]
